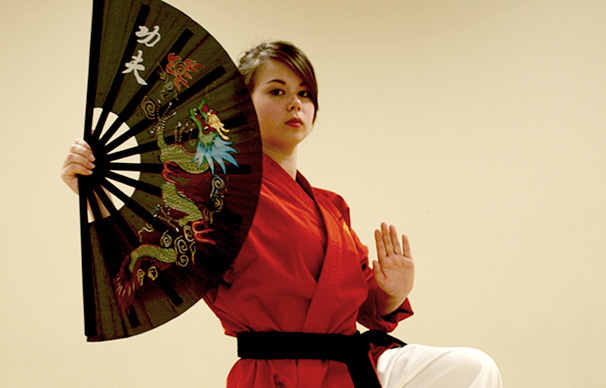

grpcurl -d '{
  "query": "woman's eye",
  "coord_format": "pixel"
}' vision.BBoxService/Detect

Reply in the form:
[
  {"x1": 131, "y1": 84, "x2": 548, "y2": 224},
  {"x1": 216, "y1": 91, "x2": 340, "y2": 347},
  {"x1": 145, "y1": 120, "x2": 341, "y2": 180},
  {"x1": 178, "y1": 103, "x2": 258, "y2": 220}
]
[
  {"x1": 299, "y1": 90, "x2": 312, "y2": 99},
  {"x1": 269, "y1": 89, "x2": 284, "y2": 96}
]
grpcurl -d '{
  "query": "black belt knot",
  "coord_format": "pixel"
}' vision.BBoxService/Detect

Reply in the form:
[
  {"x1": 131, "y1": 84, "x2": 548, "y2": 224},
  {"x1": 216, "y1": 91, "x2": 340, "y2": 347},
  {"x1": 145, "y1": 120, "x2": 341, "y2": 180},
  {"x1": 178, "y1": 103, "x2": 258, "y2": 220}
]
[{"x1": 237, "y1": 330, "x2": 405, "y2": 388}]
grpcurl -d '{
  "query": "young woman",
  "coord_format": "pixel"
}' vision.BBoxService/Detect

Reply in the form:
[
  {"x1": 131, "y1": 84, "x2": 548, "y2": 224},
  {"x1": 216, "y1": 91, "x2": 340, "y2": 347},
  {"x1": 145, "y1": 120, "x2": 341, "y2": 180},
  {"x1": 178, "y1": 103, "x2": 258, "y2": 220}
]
[{"x1": 62, "y1": 41, "x2": 502, "y2": 388}]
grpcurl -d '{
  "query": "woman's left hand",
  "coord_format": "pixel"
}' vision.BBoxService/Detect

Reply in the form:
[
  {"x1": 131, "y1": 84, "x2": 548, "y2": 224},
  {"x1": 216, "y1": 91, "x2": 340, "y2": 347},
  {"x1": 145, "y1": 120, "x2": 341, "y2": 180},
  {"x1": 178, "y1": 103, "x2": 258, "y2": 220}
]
[{"x1": 373, "y1": 222, "x2": 415, "y2": 315}]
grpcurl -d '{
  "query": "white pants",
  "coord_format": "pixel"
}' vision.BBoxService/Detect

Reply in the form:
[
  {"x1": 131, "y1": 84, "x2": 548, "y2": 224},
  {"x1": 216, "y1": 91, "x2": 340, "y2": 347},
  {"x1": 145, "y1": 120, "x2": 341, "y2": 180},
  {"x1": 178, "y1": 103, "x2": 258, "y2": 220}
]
[{"x1": 376, "y1": 344, "x2": 503, "y2": 388}]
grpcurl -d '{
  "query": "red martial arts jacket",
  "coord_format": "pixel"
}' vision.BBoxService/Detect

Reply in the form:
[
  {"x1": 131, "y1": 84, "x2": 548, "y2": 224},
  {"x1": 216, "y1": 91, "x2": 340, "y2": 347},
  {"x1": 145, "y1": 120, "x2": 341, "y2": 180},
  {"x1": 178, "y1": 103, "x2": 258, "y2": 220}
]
[{"x1": 204, "y1": 155, "x2": 413, "y2": 388}]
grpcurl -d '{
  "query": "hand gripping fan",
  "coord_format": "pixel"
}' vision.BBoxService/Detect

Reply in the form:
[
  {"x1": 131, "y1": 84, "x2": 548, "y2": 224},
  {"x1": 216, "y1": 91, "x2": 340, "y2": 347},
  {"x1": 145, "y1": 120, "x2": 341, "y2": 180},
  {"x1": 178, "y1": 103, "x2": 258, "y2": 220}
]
[{"x1": 79, "y1": 0, "x2": 261, "y2": 341}]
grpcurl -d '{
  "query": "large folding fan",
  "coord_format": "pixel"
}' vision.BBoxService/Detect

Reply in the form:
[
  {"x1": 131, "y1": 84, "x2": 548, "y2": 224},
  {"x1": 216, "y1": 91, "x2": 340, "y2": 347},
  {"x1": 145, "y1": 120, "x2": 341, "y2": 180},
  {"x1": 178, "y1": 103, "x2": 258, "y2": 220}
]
[{"x1": 79, "y1": 0, "x2": 261, "y2": 341}]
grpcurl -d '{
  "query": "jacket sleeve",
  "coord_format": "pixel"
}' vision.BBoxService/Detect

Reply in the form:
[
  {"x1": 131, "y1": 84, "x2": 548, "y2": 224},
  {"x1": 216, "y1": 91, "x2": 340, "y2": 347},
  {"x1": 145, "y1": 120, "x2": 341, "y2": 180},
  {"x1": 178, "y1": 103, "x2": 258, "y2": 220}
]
[{"x1": 322, "y1": 191, "x2": 414, "y2": 332}]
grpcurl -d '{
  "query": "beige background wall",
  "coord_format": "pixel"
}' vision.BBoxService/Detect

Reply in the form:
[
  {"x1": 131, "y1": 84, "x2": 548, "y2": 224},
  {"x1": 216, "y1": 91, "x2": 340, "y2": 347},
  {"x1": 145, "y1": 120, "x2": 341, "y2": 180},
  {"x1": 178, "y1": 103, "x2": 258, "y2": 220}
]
[{"x1": 1, "y1": 0, "x2": 605, "y2": 386}]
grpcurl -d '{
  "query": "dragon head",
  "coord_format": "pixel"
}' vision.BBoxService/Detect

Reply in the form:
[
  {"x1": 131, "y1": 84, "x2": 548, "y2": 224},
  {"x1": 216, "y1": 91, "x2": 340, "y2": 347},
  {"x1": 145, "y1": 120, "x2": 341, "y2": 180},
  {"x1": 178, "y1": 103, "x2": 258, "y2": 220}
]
[
  {"x1": 190, "y1": 99, "x2": 239, "y2": 174},
  {"x1": 189, "y1": 99, "x2": 230, "y2": 147}
]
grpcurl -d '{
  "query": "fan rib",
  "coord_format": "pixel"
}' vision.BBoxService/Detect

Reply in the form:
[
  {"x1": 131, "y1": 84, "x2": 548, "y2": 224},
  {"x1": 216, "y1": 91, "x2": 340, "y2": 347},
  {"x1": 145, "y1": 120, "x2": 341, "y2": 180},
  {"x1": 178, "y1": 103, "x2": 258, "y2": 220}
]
[
  {"x1": 105, "y1": 139, "x2": 158, "y2": 162},
  {"x1": 172, "y1": 66, "x2": 228, "y2": 107},
  {"x1": 78, "y1": 177, "x2": 98, "y2": 338},
  {"x1": 224, "y1": 164, "x2": 252, "y2": 174},
  {"x1": 157, "y1": 274, "x2": 184, "y2": 307},
  {"x1": 108, "y1": 162, "x2": 163, "y2": 173},
  {"x1": 104, "y1": 170, "x2": 162, "y2": 198},
  {"x1": 83, "y1": 0, "x2": 105, "y2": 143},
  {"x1": 222, "y1": 115, "x2": 248, "y2": 130}
]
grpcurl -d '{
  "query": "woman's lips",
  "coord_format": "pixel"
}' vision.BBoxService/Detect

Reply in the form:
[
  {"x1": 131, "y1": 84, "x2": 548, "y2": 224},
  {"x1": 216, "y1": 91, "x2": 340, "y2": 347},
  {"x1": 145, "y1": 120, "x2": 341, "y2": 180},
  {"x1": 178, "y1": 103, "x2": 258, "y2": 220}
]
[{"x1": 285, "y1": 118, "x2": 303, "y2": 128}]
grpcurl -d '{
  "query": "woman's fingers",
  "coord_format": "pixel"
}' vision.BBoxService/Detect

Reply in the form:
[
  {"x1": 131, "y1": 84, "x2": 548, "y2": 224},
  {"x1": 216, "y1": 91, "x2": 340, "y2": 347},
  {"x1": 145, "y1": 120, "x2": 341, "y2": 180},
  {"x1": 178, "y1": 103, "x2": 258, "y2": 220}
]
[
  {"x1": 64, "y1": 140, "x2": 95, "y2": 165},
  {"x1": 61, "y1": 139, "x2": 96, "y2": 194},
  {"x1": 388, "y1": 224, "x2": 402, "y2": 255},
  {"x1": 375, "y1": 228, "x2": 387, "y2": 259},
  {"x1": 378, "y1": 222, "x2": 402, "y2": 256},
  {"x1": 401, "y1": 233, "x2": 412, "y2": 258}
]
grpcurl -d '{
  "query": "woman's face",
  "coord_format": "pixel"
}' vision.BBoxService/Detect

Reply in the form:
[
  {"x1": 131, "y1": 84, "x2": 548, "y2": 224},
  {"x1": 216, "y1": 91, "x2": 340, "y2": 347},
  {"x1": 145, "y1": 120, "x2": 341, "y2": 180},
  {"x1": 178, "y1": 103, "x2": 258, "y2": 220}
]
[{"x1": 250, "y1": 59, "x2": 315, "y2": 155}]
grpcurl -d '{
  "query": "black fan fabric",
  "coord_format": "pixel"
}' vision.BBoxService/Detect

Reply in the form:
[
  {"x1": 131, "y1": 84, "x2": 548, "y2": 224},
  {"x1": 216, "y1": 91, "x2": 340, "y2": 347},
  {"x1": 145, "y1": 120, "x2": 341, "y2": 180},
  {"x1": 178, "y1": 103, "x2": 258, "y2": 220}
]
[{"x1": 79, "y1": 0, "x2": 261, "y2": 341}]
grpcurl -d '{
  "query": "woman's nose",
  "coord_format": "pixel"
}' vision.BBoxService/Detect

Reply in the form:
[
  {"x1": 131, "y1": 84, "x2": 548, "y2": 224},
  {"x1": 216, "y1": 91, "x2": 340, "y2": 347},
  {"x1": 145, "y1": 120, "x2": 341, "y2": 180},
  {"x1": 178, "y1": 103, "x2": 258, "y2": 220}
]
[{"x1": 288, "y1": 95, "x2": 302, "y2": 111}]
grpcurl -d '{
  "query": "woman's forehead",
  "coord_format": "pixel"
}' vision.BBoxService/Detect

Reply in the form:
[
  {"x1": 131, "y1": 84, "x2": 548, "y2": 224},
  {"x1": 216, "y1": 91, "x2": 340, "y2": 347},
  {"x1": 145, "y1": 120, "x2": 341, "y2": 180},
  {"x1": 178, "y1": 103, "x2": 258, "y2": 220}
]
[{"x1": 255, "y1": 59, "x2": 305, "y2": 86}]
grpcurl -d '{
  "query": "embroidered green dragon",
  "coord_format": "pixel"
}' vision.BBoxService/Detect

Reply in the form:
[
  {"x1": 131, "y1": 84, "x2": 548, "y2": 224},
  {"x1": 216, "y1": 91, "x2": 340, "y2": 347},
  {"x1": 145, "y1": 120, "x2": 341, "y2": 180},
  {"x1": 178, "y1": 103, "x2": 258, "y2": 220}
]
[{"x1": 114, "y1": 98, "x2": 238, "y2": 312}]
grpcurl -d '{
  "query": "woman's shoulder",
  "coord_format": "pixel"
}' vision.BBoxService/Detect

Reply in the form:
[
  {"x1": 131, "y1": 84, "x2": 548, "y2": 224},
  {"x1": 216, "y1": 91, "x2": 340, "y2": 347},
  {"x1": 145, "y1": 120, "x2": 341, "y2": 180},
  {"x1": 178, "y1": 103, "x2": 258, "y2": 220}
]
[
  {"x1": 313, "y1": 186, "x2": 344, "y2": 202},
  {"x1": 312, "y1": 187, "x2": 352, "y2": 222}
]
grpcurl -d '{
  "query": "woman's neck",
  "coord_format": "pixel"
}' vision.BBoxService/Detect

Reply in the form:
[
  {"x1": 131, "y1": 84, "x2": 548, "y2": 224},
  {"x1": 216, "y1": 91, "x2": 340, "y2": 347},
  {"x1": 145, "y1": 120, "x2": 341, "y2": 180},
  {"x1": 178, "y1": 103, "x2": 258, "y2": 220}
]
[{"x1": 263, "y1": 146, "x2": 298, "y2": 179}]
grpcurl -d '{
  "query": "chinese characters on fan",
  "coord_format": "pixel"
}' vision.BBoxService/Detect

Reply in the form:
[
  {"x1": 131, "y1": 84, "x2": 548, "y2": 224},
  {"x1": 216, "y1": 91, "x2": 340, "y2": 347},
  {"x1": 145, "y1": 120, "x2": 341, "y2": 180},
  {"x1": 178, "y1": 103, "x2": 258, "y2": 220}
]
[
  {"x1": 123, "y1": 24, "x2": 205, "y2": 104},
  {"x1": 123, "y1": 25, "x2": 162, "y2": 85}
]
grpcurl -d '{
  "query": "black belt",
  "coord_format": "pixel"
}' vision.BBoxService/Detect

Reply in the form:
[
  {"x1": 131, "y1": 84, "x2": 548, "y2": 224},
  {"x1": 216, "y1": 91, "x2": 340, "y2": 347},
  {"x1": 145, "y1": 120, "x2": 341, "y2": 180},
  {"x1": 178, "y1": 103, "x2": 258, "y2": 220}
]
[{"x1": 237, "y1": 330, "x2": 405, "y2": 388}]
